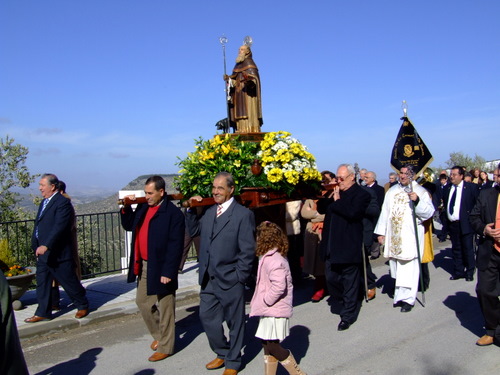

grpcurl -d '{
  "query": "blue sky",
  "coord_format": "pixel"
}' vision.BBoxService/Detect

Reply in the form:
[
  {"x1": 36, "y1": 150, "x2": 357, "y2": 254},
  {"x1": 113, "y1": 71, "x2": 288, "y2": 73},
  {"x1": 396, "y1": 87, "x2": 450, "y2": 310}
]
[{"x1": 1, "y1": 1, "x2": 499, "y2": 195}]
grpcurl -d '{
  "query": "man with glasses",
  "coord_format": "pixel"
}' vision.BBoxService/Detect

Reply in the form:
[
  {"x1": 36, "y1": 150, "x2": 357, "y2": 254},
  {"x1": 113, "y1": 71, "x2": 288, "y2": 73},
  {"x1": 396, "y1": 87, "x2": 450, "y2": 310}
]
[
  {"x1": 374, "y1": 165, "x2": 435, "y2": 312},
  {"x1": 319, "y1": 164, "x2": 371, "y2": 331},
  {"x1": 443, "y1": 166, "x2": 479, "y2": 281}
]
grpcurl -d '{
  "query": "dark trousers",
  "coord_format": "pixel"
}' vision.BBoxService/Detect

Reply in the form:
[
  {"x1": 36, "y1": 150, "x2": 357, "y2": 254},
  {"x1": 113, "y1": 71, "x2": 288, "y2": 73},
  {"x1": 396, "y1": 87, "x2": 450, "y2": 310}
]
[
  {"x1": 179, "y1": 232, "x2": 200, "y2": 271},
  {"x1": 448, "y1": 221, "x2": 475, "y2": 278},
  {"x1": 438, "y1": 211, "x2": 449, "y2": 240},
  {"x1": 363, "y1": 245, "x2": 378, "y2": 289},
  {"x1": 35, "y1": 259, "x2": 88, "y2": 318},
  {"x1": 476, "y1": 250, "x2": 500, "y2": 338},
  {"x1": 199, "y1": 277, "x2": 245, "y2": 371},
  {"x1": 325, "y1": 261, "x2": 363, "y2": 323}
]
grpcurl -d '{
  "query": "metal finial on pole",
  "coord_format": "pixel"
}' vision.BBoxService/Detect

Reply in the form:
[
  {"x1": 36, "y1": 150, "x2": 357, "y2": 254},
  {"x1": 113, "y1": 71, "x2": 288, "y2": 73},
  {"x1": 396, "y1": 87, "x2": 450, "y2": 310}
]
[
  {"x1": 243, "y1": 35, "x2": 253, "y2": 47},
  {"x1": 219, "y1": 35, "x2": 228, "y2": 77},
  {"x1": 401, "y1": 100, "x2": 408, "y2": 117},
  {"x1": 220, "y1": 35, "x2": 231, "y2": 133}
]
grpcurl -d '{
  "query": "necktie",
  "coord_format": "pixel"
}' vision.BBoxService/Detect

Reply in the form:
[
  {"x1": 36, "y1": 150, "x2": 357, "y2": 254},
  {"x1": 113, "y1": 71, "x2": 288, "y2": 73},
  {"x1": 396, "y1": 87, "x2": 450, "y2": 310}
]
[
  {"x1": 36, "y1": 199, "x2": 49, "y2": 238},
  {"x1": 449, "y1": 186, "x2": 457, "y2": 215},
  {"x1": 38, "y1": 199, "x2": 49, "y2": 219},
  {"x1": 217, "y1": 204, "x2": 223, "y2": 217},
  {"x1": 495, "y1": 194, "x2": 500, "y2": 252}
]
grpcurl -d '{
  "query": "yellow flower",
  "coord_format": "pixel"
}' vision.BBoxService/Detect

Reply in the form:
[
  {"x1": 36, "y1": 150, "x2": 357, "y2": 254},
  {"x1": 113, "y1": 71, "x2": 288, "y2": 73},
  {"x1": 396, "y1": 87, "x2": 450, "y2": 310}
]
[
  {"x1": 284, "y1": 170, "x2": 300, "y2": 185},
  {"x1": 234, "y1": 160, "x2": 241, "y2": 167},
  {"x1": 210, "y1": 135, "x2": 224, "y2": 147},
  {"x1": 268, "y1": 168, "x2": 283, "y2": 183}
]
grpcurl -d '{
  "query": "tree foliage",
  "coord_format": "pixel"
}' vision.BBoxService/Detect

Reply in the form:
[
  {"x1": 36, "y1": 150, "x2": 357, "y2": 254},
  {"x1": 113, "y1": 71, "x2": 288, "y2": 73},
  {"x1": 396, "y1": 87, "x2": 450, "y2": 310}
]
[
  {"x1": 0, "y1": 136, "x2": 38, "y2": 222},
  {"x1": 445, "y1": 151, "x2": 486, "y2": 172}
]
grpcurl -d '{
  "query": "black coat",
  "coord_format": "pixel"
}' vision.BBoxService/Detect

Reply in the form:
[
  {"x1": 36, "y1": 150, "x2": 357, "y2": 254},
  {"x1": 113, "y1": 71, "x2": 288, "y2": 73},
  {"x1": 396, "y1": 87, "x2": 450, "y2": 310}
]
[
  {"x1": 31, "y1": 192, "x2": 75, "y2": 266},
  {"x1": 368, "y1": 182, "x2": 385, "y2": 210},
  {"x1": 443, "y1": 181, "x2": 479, "y2": 235},
  {"x1": 320, "y1": 184, "x2": 371, "y2": 264},
  {"x1": 121, "y1": 199, "x2": 185, "y2": 295},
  {"x1": 469, "y1": 187, "x2": 499, "y2": 271}
]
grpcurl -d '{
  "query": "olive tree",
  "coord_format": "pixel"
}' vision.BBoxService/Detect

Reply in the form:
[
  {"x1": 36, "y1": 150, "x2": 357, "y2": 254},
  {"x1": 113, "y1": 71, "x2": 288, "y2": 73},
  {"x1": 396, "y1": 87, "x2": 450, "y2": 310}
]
[
  {"x1": 445, "y1": 151, "x2": 486, "y2": 172},
  {"x1": 0, "y1": 135, "x2": 38, "y2": 222}
]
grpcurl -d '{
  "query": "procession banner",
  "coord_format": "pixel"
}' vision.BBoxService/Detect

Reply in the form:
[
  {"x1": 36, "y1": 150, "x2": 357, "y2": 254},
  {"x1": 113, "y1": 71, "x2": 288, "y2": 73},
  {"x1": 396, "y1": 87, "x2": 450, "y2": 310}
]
[{"x1": 390, "y1": 117, "x2": 433, "y2": 177}]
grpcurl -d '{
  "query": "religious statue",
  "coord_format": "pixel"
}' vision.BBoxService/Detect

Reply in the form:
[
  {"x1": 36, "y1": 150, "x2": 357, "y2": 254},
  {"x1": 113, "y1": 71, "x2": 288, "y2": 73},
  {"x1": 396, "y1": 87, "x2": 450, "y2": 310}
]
[{"x1": 224, "y1": 42, "x2": 263, "y2": 133}]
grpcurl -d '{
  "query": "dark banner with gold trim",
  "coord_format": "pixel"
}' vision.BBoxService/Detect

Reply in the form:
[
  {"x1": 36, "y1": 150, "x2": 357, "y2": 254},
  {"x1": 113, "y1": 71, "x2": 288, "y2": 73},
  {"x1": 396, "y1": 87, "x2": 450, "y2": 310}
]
[{"x1": 390, "y1": 117, "x2": 433, "y2": 177}]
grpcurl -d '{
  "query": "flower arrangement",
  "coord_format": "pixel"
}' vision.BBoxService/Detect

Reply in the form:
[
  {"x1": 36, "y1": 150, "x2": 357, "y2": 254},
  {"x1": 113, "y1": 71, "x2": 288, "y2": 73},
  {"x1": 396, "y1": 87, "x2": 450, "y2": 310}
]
[
  {"x1": 257, "y1": 131, "x2": 322, "y2": 190},
  {"x1": 175, "y1": 131, "x2": 322, "y2": 198},
  {"x1": 0, "y1": 239, "x2": 32, "y2": 277},
  {"x1": 175, "y1": 134, "x2": 259, "y2": 197}
]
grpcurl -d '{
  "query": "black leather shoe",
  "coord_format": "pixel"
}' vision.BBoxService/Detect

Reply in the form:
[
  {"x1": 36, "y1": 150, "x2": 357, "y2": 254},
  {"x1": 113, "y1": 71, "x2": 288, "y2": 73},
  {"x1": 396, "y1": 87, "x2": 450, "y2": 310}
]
[
  {"x1": 449, "y1": 275, "x2": 464, "y2": 280},
  {"x1": 337, "y1": 320, "x2": 351, "y2": 331},
  {"x1": 400, "y1": 302, "x2": 413, "y2": 313},
  {"x1": 465, "y1": 276, "x2": 474, "y2": 282}
]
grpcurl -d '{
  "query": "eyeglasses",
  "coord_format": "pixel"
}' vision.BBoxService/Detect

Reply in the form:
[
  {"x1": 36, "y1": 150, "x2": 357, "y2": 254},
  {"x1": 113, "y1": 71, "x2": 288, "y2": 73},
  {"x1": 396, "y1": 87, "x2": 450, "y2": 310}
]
[{"x1": 337, "y1": 173, "x2": 352, "y2": 182}]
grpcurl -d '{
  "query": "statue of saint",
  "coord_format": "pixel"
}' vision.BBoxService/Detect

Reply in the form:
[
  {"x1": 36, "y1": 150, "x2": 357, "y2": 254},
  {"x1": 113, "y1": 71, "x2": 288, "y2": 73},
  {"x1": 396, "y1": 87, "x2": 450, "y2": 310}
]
[{"x1": 224, "y1": 45, "x2": 263, "y2": 133}]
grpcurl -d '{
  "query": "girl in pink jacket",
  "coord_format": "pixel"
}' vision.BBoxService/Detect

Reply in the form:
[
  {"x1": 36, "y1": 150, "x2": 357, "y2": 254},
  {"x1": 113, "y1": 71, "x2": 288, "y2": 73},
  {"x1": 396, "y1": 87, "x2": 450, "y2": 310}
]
[{"x1": 250, "y1": 221, "x2": 307, "y2": 375}]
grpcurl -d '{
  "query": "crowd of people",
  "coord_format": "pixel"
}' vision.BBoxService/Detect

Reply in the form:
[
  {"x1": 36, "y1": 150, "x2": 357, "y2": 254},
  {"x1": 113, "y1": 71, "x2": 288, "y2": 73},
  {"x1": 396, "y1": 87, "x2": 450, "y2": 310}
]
[{"x1": 4, "y1": 165, "x2": 499, "y2": 375}]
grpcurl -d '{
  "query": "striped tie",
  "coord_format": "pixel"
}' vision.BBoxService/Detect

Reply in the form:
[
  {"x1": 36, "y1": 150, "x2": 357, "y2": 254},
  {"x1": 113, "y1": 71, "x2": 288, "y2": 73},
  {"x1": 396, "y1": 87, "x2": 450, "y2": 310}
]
[
  {"x1": 40, "y1": 199, "x2": 49, "y2": 216},
  {"x1": 36, "y1": 199, "x2": 49, "y2": 238},
  {"x1": 217, "y1": 205, "x2": 223, "y2": 217}
]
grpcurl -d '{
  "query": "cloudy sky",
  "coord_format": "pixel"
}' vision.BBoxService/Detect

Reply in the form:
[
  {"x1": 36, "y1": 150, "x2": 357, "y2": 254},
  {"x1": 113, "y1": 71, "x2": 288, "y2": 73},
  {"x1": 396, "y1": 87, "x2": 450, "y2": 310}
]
[{"x1": 1, "y1": 1, "x2": 498, "y2": 195}]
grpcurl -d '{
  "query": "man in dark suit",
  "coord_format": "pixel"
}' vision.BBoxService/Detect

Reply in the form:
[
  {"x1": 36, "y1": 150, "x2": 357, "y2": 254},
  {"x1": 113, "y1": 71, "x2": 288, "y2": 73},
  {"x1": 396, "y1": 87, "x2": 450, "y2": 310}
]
[
  {"x1": 364, "y1": 171, "x2": 385, "y2": 260},
  {"x1": 444, "y1": 166, "x2": 479, "y2": 281},
  {"x1": 319, "y1": 164, "x2": 371, "y2": 331},
  {"x1": 187, "y1": 172, "x2": 255, "y2": 375},
  {"x1": 121, "y1": 176, "x2": 185, "y2": 362},
  {"x1": 469, "y1": 165, "x2": 500, "y2": 346},
  {"x1": 25, "y1": 173, "x2": 89, "y2": 323},
  {"x1": 433, "y1": 173, "x2": 451, "y2": 242}
]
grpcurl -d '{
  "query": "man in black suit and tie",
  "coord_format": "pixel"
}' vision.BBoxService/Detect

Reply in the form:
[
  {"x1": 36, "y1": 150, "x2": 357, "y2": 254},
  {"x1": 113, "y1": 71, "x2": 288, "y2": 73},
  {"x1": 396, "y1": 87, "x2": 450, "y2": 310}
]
[
  {"x1": 25, "y1": 173, "x2": 89, "y2": 323},
  {"x1": 187, "y1": 172, "x2": 255, "y2": 375},
  {"x1": 363, "y1": 171, "x2": 385, "y2": 260},
  {"x1": 469, "y1": 165, "x2": 500, "y2": 346},
  {"x1": 444, "y1": 166, "x2": 479, "y2": 281},
  {"x1": 319, "y1": 164, "x2": 371, "y2": 331},
  {"x1": 433, "y1": 173, "x2": 451, "y2": 242}
]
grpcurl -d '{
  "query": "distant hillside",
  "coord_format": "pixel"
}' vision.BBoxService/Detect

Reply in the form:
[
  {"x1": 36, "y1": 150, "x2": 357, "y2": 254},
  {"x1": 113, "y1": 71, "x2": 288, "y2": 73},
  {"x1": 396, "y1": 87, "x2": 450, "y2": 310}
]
[{"x1": 74, "y1": 174, "x2": 179, "y2": 215}]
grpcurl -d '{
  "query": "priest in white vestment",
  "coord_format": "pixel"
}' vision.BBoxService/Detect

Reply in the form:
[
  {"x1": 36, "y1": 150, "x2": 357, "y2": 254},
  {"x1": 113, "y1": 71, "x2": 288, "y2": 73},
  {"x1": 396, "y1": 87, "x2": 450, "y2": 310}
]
[{"x1": 374, "y1": 165, "x2": 435, "y2": 312}]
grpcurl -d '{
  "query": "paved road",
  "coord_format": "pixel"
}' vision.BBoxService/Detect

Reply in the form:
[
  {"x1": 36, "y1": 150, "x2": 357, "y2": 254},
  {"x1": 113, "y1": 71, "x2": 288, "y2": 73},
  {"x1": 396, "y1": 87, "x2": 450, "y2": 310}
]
[{"x1": 20, "y1": 240, "x2": 499, "y2": 374}]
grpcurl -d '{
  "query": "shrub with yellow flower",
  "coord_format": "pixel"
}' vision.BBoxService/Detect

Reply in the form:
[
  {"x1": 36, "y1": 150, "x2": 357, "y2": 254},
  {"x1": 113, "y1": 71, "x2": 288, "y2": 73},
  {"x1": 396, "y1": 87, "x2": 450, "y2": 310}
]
[
  {"x1": 175, "y1": 131, "x2": 322, "y2": 198},
  {"x1": 0, "y1": 239, "x2": 32, "y2": 277}
]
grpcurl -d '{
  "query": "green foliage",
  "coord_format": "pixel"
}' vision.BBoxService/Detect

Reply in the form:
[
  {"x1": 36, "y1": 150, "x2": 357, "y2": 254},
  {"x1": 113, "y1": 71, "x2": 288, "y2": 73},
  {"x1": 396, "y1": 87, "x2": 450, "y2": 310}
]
[
  {"x1": 0, "y1": 239, "x2": 32, "y2": 276},
  {"x1": 0, "y1": 135, "x2": 39, "y2": 222},
  {"x1": 0, "y1": 239, "x2": 16, "y2": 269},
  {"x1": 174, "y1": 132, "x2": 322, "y2": 198},
  {"x1": 445, "y1": 151, "x2": 486, "y2": 171},
  {"x1": 175, "y1": 134, "x2": 259, "y2": 197}
]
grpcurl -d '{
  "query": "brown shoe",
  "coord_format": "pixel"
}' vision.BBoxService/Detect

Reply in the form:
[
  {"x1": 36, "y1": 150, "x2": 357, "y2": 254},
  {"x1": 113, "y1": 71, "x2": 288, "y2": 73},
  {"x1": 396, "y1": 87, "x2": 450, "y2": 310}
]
[
  {"x1": 150, "y1": 340, "x2": 159, "y2": 351},
  {"x1": 367, "y1": 288, "x2": 376, "y2": 300},
  {"x1": 222, "y1": 370, "x2": 238, "y2": 375},
  {"x1": 148, "y1": 352, "x2": 170, "y2": 362},
  {"x1": 476, "y1": 335, "x2": 494, "y2": 346},
  {"x1": 205, "y1": 357, "x2": 225, "y2": 370},
  {"x1": 24, "y1": 315, "x2": 50, "y2": 323},
  {"x1": 75, "y1": 309, "x2": 89, "y2": 319}
]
